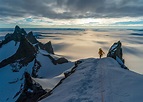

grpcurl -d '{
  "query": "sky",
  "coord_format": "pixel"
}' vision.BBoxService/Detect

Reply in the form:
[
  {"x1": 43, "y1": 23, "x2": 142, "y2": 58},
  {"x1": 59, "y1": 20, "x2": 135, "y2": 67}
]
[{"x1": 0, "y1": 0, "x2": 143, "y2": 28}]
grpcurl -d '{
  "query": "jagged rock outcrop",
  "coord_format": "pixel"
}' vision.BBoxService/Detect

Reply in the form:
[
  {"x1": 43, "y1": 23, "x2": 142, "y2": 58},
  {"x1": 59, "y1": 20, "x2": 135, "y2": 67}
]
[
  {"x1": 26, "y1": 31, "x2": 38, "y2": 44},
  {"x1": 32, "y1": 59, "x2": 41, "y2": 78},
  {"x1": 13, "y1": 25, "x2": 27, "y2": 41},
  {"x1": 0, "y1": 36, "x2": 37, "y2": 68},
  {"x1": 1, "y1": 25, "x2": 55, "y2": 54},
  {"x1": 16, "y1": 72, "x2": 47, "y2": 102},
  {"x1": 43, "y1": 55, "x2": 68, "y2": 65},
  {"x1": 55, "y1": 57, "x2": 68, "y2": 64},
  {"x1": 0, "y1": 25, "x2": 27, "y2": 47},
  {"x1": 39, "y1": 41, "x2": 54, "y2": 54},
  {"x1": 107, "y1": 41, "x2": 128, "y2": 69},
  {"x1": 107, "y1": 41, "x2": 123, "y2": 60}
]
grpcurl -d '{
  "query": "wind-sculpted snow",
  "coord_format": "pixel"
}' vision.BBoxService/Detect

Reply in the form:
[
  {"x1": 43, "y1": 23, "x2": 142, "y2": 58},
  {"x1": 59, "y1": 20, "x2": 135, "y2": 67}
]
[{"x1": 41, "y1": 58, "x2": 143, "y2": 102}]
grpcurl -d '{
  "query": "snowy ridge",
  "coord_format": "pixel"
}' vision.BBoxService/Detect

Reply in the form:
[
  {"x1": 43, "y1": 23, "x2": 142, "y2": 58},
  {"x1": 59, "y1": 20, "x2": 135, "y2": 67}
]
[
  {"x1": 0, "y1": 26, "x2": 143, "y2": 102},
  {"x1": 41, "y1": 57, "x2": 143, "y2": 102},
  {"x1": 0, "y1": 26, "x2": 74, "y2": 101},
  {"x1": 0, "y1": 46, "x2": 74, "y2": 101}
]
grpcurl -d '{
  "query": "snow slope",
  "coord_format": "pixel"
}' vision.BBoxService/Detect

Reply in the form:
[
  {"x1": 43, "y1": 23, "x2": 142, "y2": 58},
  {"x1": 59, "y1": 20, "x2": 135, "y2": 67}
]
[
  {"x1": 41, "y1": 57, "x2": 143, "y2": 102},
  {"x1": 0, "y1": 41, "x2": 74, "y2": 102},
  {"x1": 34, "y1": 50, "x2": 74, "y2": 90},
  {"x1": 37, "y1": 51, "x2": 74, "y2": 78},
  {"x1": 0, "y1": 49, "x2": 74, "y2": 101},
  {"x1": 0, "y1": 61, "x2": 34, "y2": 102},
  {"x1": 0, "y1": 41, "x2": 19, "y2": 62}
]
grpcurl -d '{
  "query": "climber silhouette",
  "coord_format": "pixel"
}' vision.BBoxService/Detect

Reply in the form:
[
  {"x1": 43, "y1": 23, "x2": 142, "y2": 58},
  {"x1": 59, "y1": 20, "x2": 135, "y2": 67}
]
[{"x1": 98, "y1": 48, "x2": 105, "y2": 58}]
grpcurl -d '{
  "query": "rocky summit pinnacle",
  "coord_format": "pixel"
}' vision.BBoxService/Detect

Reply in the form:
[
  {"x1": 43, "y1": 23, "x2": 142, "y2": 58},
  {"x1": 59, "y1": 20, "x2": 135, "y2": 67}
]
[
  {"x1": 13, "y1": 25, "x2": 27, "y2": 41},
  {"x1": 26, "y1": 31, "x2": 38, "y2": 44},
  {"x1": 0, "y1": 35, "x2": 37, "y2": 68},
  {"x1": 38, "y1": 41, "x2": 54, "y2": 54},
  {"x1": 107, "y1": 41, "x2": 128, "y2": 69}
]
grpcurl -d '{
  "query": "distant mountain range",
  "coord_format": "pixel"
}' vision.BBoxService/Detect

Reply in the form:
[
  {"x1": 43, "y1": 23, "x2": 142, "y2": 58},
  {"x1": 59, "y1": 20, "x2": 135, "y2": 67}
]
[{"x1": 0, "y1": 26, "x2": 143, "y2": 102}]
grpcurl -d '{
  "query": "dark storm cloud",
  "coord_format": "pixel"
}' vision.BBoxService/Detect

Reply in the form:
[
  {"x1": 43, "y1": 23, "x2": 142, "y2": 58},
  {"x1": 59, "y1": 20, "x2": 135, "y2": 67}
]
[
  {"x1": 0, "y1": 0, "x2": 72, "y2": 19},
  {"x1": 0, "y1": 0, "x2": 143, "y2": 19}
]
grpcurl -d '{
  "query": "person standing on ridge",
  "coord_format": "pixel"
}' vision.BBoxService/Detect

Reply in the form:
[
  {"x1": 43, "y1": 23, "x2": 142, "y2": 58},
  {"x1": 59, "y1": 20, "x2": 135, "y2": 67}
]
[{"x1": 98, "y1": 48, "x2": 105, "y2": 58}]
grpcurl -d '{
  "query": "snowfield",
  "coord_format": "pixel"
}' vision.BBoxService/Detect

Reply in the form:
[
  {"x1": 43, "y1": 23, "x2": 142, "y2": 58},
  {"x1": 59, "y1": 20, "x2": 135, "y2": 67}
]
[
  {"x1": 0, "y1": 41, "x2": 74, "y2": 102},
  {"x1": 33, "y1": 50, "x2": 74, "y2": 90},
  {"x1": 37, "y1": 50, "x2": 74, "y2": 78},
  {"x1": 41, "y1": 57, "x2": 143, "y2": 102},
  {"x1": 0, "y1": 41, "x2": 19, "y2": 62}
]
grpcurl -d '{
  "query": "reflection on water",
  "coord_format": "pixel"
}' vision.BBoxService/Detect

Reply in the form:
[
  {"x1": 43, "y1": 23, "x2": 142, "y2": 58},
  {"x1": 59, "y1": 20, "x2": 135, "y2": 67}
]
[{"x1": 0, "y1": 28, "x2": 143, "y2": 74}]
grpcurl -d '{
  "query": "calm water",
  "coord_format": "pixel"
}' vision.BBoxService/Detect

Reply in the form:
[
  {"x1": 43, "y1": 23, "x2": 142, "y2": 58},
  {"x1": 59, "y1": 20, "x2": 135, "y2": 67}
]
[{"x1": 0, "y1": 28, "x2": 143, "y2": 74}]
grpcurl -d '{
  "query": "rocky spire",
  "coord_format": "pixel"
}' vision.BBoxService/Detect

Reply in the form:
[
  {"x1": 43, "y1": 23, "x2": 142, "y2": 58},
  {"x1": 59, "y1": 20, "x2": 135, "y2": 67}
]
[
  {"x1": 107, "y1": 41, "x2": 123, "y2": 60},
  {"x1": 0, "y1": 36, "x2": 37, "y2": 68},
  {"x1": 39, "y1": 41, "x2": 54, "y2": 54},
  {"x1": 107, "y1": 41, "x2": 128, "y2": 69},
  {"x1": 13, "y1": 25, "x2": 27, "y2": 41},
  {"x1": 26, "y1": 31, "x2": 38, "y2": 44}
]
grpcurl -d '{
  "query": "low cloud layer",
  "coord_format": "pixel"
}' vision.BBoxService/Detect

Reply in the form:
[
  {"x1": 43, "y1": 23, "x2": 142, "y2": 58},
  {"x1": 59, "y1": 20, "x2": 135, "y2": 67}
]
[{"x1": 1, "y1": 0, "x2": 143, "y2": 19}]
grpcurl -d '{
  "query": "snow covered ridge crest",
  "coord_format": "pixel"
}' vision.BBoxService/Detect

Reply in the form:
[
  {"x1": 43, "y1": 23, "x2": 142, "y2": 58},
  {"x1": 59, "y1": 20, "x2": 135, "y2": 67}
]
[
  {"x1": 0, "y1": 25, "x2": 74, "y2": 102},
  {"x1": 0, "y1": 25, "x2": 130, "y2": 102},
  {"x1": 41, "y1": 58, "x2": 143, "y2": 102}
]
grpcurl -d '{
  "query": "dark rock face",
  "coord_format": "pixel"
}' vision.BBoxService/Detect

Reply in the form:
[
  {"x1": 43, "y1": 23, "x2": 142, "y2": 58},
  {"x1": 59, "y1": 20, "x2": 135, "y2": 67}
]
[
  {"x1": 107, "y1": 41, "x2": 123, "y2": 60},
  {"x1": 0, "y1": 25, "x2": 27, "y2": 47},
  {"x1": 44, "y1": 41, "x2": 54, "y2": 54},
  {"x1": 32, "y1": 59, "x2": 41, "y2": 78},
  {"x1": 13, "y1": 25, "x2": 27, "y2": 41},
  {"x1": 26, "y1": 31, "x2": 38, "y2": 44},
  {"x1": 39, "y1": 41, "x2": 54, "y2": 54},
  {"x1": 56, "y1": 57, "x2": 68, "y2": 64},
  {"x1": 16, "y1": 72, "x2": 47, "y2": 102},
  {"x1": 107, "y1": 41, "x2": 128, "y2": 69},
  {"x1": 0, "y1": 36, "x2": 37, "y2": 68},
  {"x1": 44, "y1": 54, "x2": 68, "y2": 65},
  {"x1": 1, "y1": 25, "x2": 55, "y2": 54}
]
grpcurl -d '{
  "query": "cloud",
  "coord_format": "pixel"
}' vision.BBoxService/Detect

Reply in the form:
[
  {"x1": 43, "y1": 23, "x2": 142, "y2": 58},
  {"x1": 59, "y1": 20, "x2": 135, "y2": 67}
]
[
  {"x1": 1, "y1": 0, "x2": 143, "y2": 27},
  {"x1": 114, "y1": 21, "x2": 143, "y2": 25},
  {"x1": 0, "y1": 0, "x2": 143, "y2": 19}
]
